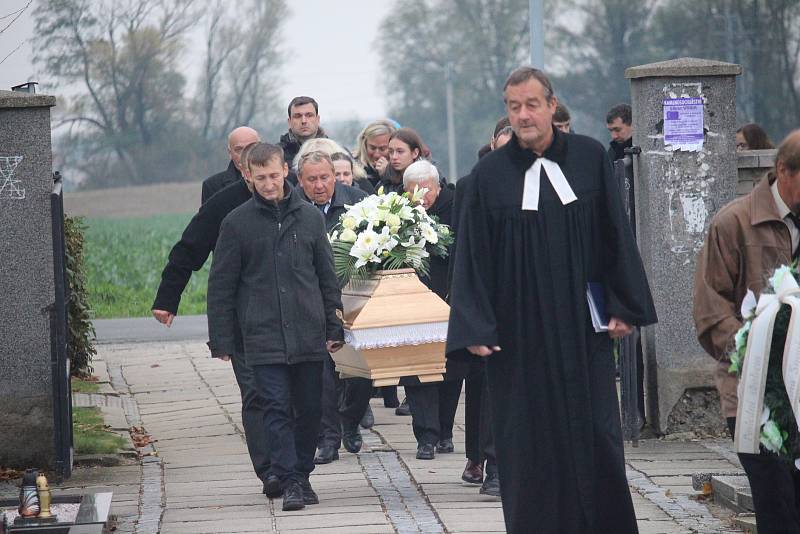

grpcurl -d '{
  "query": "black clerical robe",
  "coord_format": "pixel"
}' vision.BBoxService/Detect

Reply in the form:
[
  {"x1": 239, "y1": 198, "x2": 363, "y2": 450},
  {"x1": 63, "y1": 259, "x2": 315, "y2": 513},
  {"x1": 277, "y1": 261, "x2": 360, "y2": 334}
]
[{"x1": 447, "y1": 128, "x2": 657, "y2": 534}]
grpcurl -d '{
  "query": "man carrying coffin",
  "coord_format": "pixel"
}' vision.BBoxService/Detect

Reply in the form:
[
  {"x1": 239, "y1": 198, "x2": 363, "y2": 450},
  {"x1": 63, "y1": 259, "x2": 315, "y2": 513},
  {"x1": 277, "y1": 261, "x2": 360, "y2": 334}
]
[
  {"x1": 293, "y1": 150, "x2": 373, "y2": 464},
  {"x1": 447, "y1": 67, "x2": 657, "y2": 534},
  {"x1": 208, "y1": 143, "x2": 344, "y2": 511},
  {"x1": 693, "y1": 131, "x2": 800, "y2": 534},
  {"x1": 401, "y1": 160, "x2": 468, "y2": 461}
]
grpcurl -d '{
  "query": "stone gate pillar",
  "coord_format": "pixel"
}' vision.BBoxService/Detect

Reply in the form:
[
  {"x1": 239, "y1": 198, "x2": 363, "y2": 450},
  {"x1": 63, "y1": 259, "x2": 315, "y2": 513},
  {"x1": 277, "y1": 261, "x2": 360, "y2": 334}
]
[
  {"x1": 624, "y1": 58, "x2": 742, "y2": 433},
  {"x1": 0, "y1": 89, "x2": 62, "y2": 469}
]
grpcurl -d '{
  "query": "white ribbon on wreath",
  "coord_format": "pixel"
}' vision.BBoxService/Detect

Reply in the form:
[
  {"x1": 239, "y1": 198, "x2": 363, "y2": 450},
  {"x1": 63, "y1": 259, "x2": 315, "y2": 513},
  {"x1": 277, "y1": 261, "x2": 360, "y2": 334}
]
[{"x1": 735, "y1": 272, "x2": 800, "y2": 454}]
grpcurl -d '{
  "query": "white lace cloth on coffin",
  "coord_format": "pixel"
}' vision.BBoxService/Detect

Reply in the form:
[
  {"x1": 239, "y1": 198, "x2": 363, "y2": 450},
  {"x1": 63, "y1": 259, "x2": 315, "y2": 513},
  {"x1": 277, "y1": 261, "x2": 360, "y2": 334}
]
[
  {"x1": 344, "y1": 321, "x2": 449, "y2": 350},
  {"x1": 734, "y1": 274, "x2": 800, "y2": 455},
  {"x1": 521, "y1": 157, "x2": 578, "y2": 211}
]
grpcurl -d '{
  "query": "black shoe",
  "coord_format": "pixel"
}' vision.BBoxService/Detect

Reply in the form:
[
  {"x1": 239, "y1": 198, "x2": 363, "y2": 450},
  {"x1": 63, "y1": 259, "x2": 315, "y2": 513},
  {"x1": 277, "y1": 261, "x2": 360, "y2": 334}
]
[
  {"x1": 395, "y1": 398, "x2": 411, "y2": 416},
  {"x1": 262, "y1": 474, "x2": 281, "y2": 498},
  {"x1": 461, "y1": 460, "x2": 483, "y2": 484},
  {"x1": 281, "y1": 481, "x2": 305, "y2": 511},
  {"x1": 382, "y1": 386, "x2": 400, "y2": 408},
  {"x1": 342, "y1": 427, "x2": 363, "y2": 453},
  {"x1": 436, "y1": 439, "x2": 454, "y2": 453},
  {"x1": 300, "y1": 479, "x2": 319, "y2": 505},
  {"x1": 416, "y1": 443, "x2": 435, "y2": 460},
  {"x1": 313, "y1": 446, "x2": 339, "y2": 464},
  {"x1": 479, "y1": 469, "x2": 500, "y2": 497},
  {"x1": 360, "y1": 404, "x2": 375, "y2": 429}
]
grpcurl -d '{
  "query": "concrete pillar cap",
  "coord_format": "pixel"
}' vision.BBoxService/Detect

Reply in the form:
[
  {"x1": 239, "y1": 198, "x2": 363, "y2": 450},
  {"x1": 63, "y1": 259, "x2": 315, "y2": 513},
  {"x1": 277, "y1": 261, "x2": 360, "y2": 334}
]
[
  {"x1": 0, "y1": 89, "x2": 56, "y2": 109},
  {"x1": 625, "y1": 57, "x2": 742, "y2": 79}
]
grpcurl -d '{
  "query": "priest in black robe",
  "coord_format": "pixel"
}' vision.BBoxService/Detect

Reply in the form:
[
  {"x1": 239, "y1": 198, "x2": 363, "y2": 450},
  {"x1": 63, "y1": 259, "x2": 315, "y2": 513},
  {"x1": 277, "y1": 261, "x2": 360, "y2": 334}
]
[{"x1": 447, "y1": 67, "x2": 657, "y2": 534}]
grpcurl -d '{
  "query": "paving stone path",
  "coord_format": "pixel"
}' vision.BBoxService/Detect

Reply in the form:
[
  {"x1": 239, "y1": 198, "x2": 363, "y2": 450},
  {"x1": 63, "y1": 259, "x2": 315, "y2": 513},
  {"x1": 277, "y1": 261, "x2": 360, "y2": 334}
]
[{"x1": 1, "y1": 338, "x2": 746, "y2": 533}]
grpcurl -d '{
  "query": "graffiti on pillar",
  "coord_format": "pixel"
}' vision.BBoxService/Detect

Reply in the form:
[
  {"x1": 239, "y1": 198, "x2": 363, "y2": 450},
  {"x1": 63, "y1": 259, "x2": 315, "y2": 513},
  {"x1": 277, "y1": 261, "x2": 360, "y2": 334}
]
[{"x1": 0, "y1": 155, "x2": 25, "y2": 200}]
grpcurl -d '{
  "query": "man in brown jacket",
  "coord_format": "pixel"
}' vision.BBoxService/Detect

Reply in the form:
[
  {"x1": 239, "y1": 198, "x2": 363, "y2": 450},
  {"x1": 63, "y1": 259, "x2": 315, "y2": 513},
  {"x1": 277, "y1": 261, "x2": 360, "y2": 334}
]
[{"x1": 693, "y1": 130, "x2": 800, "y2": 534}]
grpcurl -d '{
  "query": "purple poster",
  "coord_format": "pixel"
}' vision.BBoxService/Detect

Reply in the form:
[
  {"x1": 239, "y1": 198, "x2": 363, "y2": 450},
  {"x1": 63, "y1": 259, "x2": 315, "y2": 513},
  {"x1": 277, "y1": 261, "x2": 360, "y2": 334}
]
[{"x1": 663, "y1": 98, "x2": 704, "y2": 151}]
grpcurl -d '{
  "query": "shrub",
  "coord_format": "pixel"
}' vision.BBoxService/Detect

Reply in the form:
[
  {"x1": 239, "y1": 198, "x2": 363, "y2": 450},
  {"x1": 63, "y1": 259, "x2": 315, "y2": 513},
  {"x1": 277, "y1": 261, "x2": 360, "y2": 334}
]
[{"x1": 65, "y1": 215, "x2": 97, "y2": 376}]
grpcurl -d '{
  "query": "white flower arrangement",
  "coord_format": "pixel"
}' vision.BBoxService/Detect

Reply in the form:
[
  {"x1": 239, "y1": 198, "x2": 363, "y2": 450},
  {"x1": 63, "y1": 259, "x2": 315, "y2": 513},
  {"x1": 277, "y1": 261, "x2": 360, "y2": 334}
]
[
  {"x1": 729, "y1": 263, "x2": 800, "y2": 459},
  {"x1": 329, "y1": 187, "x2": 454, "y2": 284}
]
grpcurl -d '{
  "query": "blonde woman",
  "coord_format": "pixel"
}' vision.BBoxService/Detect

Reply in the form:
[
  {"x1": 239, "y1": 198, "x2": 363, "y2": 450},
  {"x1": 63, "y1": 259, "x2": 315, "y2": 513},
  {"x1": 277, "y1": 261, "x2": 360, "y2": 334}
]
[{"x1": 353, "y1": 119, "x2": 398, "y2": 187}]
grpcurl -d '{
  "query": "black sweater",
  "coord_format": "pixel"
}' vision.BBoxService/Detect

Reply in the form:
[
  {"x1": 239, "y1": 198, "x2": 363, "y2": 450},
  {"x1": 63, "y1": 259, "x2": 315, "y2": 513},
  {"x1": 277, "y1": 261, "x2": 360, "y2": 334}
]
[{"x1": 151, "y1": 179, "x2": 252, "y2": 314}]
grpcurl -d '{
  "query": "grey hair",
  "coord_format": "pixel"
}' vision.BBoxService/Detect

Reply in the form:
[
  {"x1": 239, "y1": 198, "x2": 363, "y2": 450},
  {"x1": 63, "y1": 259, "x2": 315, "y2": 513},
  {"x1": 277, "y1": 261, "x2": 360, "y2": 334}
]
[
  {"x1": 292, "y1": 138, "x2": 345, "y2": 171},
  {"x1": 297, "y1": 150, "x2": 334, "y2": 177},
  {"x1": 403, "y1": 160, "x2": 439, "y2": 189},
  {"x1": 503, "y1": 66, "x2": 555, "y2": 101}
]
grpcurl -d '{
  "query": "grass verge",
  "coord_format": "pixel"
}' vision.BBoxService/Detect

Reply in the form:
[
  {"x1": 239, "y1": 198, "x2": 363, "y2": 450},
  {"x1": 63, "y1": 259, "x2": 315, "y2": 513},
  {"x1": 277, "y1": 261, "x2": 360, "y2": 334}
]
[
  {"x1": 84, "y1": 213, "x2": 209, "y2": 319},
  {"x1": 73, "y1": 407, "x2": 128, "y2": 455},
  {"x1": 71, "y1": 378, "x2": 101, "y2": 394}
]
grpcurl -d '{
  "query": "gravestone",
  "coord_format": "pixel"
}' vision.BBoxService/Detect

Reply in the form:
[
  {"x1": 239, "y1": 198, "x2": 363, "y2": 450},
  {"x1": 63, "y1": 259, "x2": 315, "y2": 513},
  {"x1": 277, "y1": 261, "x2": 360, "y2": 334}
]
[
  {"x1": 625, "y1": 58, "x2": 742, "y2": 433},
  {"x1": 0, "y1": 90, "x2": 64, "y2": 469}
]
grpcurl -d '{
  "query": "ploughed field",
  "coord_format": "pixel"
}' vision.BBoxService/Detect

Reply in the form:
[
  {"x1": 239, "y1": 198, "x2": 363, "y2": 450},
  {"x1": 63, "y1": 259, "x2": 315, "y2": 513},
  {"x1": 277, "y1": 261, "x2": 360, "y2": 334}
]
[{"x1": 84, "y1": 213, "x2": 209, "y2": 319}]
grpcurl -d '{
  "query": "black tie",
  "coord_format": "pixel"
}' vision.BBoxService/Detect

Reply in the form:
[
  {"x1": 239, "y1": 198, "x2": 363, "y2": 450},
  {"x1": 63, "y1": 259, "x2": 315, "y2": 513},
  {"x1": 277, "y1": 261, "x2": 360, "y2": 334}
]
[{"x1": 789, "y1": 213, "x2": 800, "y2": 260}]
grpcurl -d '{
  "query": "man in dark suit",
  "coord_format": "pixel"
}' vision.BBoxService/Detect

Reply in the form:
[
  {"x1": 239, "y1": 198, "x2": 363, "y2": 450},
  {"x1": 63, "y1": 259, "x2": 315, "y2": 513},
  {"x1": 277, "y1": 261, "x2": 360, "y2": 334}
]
[
  {"x1": 201, "y1": 127, "x2": 260, "y2": 204},
  {"x1": 293, "y1": 150, "x2": 375, "y2": 464}
]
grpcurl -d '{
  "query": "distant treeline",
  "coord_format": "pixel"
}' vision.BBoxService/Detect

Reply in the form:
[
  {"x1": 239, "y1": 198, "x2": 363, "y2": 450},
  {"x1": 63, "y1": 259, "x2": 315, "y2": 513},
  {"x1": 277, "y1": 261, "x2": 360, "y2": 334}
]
[{"x1": 33, "y1": 0, "x2": 800, "y2": 189}]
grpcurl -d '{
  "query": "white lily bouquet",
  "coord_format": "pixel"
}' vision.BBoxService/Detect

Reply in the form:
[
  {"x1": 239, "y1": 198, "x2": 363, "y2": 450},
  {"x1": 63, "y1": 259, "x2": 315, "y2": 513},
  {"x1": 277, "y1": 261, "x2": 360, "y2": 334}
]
[
  {"x1": 729, "y1": 264, "x2": 800, "y2": 462},
  {"x1": 329, "y1": 187, "x2": 454, "y2": 285}
]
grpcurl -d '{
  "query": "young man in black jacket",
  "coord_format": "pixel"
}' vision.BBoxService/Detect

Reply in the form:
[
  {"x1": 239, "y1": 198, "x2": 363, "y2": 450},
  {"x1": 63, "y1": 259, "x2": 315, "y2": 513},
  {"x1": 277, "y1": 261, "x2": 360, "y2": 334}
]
[
  {"x1": 279, "y1": 96, "x2": 327, "y2": 167},
  {"x1": 208, "y1": 145, "x2": 344, "y2": 511},
  {"x1": 151, "y1": 142, "x2": 282, "y2": 497}
]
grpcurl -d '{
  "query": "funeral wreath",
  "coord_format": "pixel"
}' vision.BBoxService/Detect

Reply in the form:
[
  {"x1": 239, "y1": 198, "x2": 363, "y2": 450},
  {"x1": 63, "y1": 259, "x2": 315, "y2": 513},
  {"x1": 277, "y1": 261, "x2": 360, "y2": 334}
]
[
  {"x1": 729, "y1": 263, "x2": 800, "y2": 463},
  {"x1": 328, "y1": 187, "x2": 453, "y2": 285}
]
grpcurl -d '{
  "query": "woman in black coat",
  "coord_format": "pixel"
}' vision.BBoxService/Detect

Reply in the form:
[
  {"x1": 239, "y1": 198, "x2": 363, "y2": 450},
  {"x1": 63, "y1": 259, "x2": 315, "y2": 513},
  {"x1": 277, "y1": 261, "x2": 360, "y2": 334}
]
[
  {"x1": 331, "y1": 151, "x2": 375, "y2": 195},
  {"x1": 378, "y1": 127, "x2": 428, "y2": 194},
  {"x1": 353, "y1": 119, "x2": 397, "y2": 186}
]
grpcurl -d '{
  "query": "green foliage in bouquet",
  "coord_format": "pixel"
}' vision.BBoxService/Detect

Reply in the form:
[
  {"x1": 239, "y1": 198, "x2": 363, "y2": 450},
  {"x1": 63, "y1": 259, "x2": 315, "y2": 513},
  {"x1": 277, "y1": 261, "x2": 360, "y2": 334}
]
[
  {"x1": 730, "y1": 265, "x2": 800, "y2": 461},
  {"x1": 329, "y1": 187, "x2": 454, "y2": 285}
]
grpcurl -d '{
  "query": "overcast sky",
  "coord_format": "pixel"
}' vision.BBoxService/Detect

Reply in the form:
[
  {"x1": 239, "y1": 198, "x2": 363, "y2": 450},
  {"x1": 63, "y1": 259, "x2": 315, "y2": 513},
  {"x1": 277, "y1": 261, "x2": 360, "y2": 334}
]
[{"x1": 0, "y1": 0, "x2": 390, "y2": 121}]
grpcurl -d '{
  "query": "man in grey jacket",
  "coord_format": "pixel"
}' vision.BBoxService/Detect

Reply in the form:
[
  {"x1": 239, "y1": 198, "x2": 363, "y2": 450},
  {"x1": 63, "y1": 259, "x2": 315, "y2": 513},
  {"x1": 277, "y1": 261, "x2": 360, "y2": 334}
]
[{"x1": 208, "y1": 144, "x2": 344, "y2": 511}]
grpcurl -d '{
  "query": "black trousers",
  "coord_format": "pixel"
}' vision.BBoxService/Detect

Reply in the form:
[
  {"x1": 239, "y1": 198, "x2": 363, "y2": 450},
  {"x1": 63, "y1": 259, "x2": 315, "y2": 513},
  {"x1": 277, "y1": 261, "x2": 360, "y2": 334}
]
[
  {"x1": 339, "y1": 376, "x2": 373, "y2": 431},
  {"x1": 252, "y1": 361, "x2": 323, "y2": 486},
  {"x1": 405, "y1": 379, "x2": 463, "y2": 446},
  {"x1": 318, "y1": 355, "x2": 343, "y2": 449},
  {"x1": 380, "y1": 386, "x2": 400, "y2": 406},
  {"x1": 464, "y1": 360, "x2": 496, "y2": 466},
  {"x1": 318, "y1": 355, "x2": 373, "y2": 447},
  {"x1": 231, "y1": 353, "x2": 271, "y2": 480},
  {"x1": 728, "y1": 417, "x2": 800, "y2": 534}
]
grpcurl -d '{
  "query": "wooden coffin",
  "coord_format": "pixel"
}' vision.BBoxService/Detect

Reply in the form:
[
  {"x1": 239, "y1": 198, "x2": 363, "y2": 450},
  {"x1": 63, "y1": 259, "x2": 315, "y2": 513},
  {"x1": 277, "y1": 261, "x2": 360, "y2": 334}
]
[{"x1": 332, "y1": 268, "x2": 449, "y2": 385}]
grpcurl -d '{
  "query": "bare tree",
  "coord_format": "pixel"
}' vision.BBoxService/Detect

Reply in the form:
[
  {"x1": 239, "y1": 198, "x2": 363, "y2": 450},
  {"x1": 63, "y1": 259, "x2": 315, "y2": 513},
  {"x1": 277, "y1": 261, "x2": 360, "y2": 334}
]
[
  {"x1": 33, "y1": 0, "x2": 196, "y2": 184},
  {"x1": 197, "y1": 0, "x2": 287, "y2": 142},
  {"x1": 378, "y1": 0, "x2": 530, "y2": 175}
]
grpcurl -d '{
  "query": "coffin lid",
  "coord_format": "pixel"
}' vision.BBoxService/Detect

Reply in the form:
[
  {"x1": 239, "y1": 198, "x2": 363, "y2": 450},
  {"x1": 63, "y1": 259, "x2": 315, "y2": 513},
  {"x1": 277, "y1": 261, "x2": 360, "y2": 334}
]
[{"x1": 342, "y1": 268, "x2": 450, "y2": 330}]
